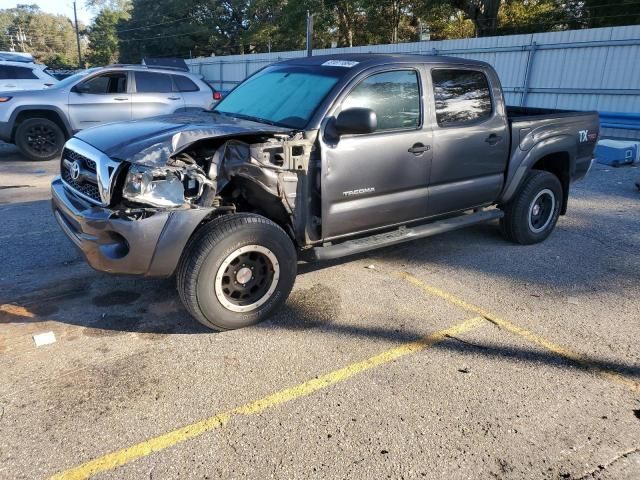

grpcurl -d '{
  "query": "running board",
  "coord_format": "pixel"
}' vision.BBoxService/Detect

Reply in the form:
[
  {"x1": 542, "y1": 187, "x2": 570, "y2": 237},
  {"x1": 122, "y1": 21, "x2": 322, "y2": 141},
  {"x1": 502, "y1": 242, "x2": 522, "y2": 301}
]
[{"x1": 309, "y1": 209, "x2": 504, "y2": 261}]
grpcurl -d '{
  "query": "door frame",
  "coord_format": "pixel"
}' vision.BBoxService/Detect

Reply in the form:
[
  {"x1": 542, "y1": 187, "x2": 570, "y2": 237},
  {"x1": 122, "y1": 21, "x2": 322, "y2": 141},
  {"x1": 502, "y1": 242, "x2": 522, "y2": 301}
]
[
  {"x1": 318, "y1": 63, "x2": 434, "y2": 241},
  {"x1": 423, "y1": 64, "x2": 509, "y2": 217},
  {"x1": 67, "y1": 70, "x2": 133, "y2": 131}
]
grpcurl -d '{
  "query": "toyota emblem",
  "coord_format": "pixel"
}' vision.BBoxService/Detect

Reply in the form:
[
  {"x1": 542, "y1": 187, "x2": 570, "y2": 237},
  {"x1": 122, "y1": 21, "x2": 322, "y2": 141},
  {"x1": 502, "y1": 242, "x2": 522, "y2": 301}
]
[{"x1": 70, "y1": 160, "x2": 81, "y2": 181}]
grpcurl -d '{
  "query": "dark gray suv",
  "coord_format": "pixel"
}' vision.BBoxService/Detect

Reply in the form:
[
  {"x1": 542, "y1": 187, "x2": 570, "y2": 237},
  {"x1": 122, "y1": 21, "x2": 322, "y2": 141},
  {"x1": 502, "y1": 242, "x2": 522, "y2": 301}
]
[{"x1": 0, "y1": 65, "x2": 216, "y2": 160}]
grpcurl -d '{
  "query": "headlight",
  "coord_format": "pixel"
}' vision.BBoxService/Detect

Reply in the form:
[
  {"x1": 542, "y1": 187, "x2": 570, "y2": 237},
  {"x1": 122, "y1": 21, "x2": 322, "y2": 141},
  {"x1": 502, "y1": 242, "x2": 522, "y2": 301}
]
[
  {"x1": 0, "y1": 96, "x2": 12, "y2": 103},
  {"x1": 122, "y1": 165, "x2": 186, "y2": 207}
]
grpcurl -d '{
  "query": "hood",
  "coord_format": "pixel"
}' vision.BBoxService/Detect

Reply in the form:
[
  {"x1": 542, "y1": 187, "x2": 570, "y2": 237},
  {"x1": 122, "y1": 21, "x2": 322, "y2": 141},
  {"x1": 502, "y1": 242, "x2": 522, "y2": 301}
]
[
  {"x1": 74, "y1": 111, "x2": 292, "y2": 166},
  {"x1": 0, "y1": 86, "x2": 58, "y2": 96}
]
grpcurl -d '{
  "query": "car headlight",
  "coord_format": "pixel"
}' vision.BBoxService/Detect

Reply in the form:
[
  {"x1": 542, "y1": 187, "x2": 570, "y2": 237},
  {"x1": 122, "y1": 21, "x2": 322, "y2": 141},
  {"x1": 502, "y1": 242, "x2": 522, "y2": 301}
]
[{"x1": 122, "y1": 165, "x2": 186, "y2": 208}]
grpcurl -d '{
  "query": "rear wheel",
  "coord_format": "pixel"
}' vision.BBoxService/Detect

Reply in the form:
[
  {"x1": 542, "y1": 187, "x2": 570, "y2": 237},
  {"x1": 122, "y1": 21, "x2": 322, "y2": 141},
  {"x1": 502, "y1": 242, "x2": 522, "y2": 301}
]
[
  {"x1": 500, "y1": 170, "x2": 563, "y2": 245},
  {"x1": 177, "y1": 213, "x2": 297, "y2": 331},
  {"x1": 15, "y1": 117, "x2": 65, "y2": 161}
]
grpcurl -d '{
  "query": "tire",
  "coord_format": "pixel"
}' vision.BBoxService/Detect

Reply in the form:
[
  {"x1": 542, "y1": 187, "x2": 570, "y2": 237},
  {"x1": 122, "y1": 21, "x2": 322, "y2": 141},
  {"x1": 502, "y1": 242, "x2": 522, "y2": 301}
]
[
  {"x1": 499, "y1": 170, "x2": 563, "y2": 245},
  {"x1": 15, "y1": 117, "x2": 65, "y2": 161},
  {"x1": 177, "y1": 213, "x2": 297, "y2": 331}
]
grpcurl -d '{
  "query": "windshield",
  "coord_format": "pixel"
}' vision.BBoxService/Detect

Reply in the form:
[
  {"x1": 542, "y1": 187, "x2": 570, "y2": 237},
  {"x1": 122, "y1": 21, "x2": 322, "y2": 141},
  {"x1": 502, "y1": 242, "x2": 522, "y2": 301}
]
[
  {"x1": 214, "y1": 66, "x2": 345, "y2": 129},
  {"x1": 50, "y1": 68, "x2": 98, "y2": 89}
]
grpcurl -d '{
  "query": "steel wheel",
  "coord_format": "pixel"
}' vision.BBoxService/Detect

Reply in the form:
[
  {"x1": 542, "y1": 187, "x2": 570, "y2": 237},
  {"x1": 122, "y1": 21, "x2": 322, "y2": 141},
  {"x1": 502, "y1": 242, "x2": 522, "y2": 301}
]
[
  {"x1": 214, "y1": 245, "x2": 280, "y2": 313},
  {"x1": 528, "y1": 188, "x2": 555, "y2": 233}
]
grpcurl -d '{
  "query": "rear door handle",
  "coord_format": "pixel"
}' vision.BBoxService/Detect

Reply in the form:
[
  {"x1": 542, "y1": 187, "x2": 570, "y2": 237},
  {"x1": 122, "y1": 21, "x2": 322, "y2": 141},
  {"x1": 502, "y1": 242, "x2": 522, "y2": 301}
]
[
  {"x1": 408, "y1": 143, "x2": 431, "y2": 155},
  {"x1": 168, "y1": 96, "x2": 181, "y2": 100},
  {"x1": 114, "y1": 97, "x2": 128, "y2": 101},
  {"x1": 485, "y1": 134, "x2": 502, "y2": 145}
]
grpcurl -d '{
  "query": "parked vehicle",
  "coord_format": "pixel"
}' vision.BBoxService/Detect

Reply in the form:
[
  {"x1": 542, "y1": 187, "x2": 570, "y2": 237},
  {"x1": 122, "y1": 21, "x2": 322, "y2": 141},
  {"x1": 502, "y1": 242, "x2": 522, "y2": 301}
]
[
  {"x1": 0, "y1": 64, "x2": 217, "y2": 160},
  {"x1": 51, "y1": 54, "x2": 599, "y2": 330},
  {"x1": 0, "y1": 55, "x2": 58, "y2": 91}
]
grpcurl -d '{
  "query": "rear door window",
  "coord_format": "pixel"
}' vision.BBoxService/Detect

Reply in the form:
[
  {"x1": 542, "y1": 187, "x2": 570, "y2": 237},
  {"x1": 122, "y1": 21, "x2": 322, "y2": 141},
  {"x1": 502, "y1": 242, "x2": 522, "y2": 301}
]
[
  {"x1": 0, "y1": 65, "x2": 38, "y2": 80},
  {"x1": 342, "y1": 70, "x2": 421, "y2": 131},
  {"x1": 173, "y1": 75, "x2": 199, "y2": 92},
  {"x1": 80, "y1": 73, "x2": 127, "y2": 94},
  {"x1": 135, "y1": 72, "x2": 173, "y2": 93},
  {"x1": 431, "y1": 69, "x2": 493, "y2": 127}
]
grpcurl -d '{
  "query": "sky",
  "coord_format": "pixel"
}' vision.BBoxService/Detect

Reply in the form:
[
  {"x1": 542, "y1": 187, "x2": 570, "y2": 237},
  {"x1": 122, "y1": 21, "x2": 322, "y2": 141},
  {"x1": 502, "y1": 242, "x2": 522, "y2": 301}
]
[{"x1": 0, "y1": 0, "x2": 93, "y2": 25}]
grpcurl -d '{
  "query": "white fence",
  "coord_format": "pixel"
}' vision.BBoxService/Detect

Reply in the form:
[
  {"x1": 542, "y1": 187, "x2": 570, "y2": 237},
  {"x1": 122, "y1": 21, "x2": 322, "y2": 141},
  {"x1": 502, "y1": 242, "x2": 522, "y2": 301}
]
[{"x1": 186, "y1": 25, "x2": 640, "y2": 139}]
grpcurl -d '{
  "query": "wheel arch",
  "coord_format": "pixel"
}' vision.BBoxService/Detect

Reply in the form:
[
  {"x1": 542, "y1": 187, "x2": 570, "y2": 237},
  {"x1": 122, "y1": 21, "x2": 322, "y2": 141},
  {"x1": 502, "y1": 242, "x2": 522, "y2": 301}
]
[
  {"x1": 500, "y1": 134, "x2": 576, "y2": 215},
  {"x1": 216, "y1": 176, "x2": 296, "y2": 241},
  {"x1": 10, "y1": 106, "x2": 72, "y2": 142},
  {"x1": 530, "y1": 152, "x2": 571, "y2": 215}
]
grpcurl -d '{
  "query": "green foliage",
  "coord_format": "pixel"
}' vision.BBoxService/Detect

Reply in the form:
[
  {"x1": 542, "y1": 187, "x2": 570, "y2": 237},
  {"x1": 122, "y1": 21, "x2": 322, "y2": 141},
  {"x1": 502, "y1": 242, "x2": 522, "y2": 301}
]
[
  {"x1": 498, "y1": 0, "x2": 563, "y2": 34},
  {"x1": 4, "y1": 0, "x2": 640, "y2": 66},
  {"x1": 415, "y1": 4, "x2": 475, "y2": 40},
  {"x1": 0, "y1": 4, "x2": 86, "y2": 66},
  {"x1": 43, "y1": 53, "x2": 76, "y2": 69},
  {"x1": 87, "y1": 8, "x2": 128, "y2": 66}
]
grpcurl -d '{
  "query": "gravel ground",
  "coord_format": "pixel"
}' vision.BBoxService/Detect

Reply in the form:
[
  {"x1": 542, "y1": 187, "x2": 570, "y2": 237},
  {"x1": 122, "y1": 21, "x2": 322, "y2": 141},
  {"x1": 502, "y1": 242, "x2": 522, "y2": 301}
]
[{"x1": 0, "y1": 144, "x2": 638, "y2": 479}]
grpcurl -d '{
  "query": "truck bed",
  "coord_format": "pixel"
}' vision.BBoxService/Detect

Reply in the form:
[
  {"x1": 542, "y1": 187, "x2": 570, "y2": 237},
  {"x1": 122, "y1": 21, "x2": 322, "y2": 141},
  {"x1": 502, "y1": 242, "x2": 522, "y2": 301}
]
[
  {"x1": 501, "y1": 105, "x2": 600, "y2": 207},
  {"x1": 506, "y1": 106, "x2": 597, "y2": 122}
]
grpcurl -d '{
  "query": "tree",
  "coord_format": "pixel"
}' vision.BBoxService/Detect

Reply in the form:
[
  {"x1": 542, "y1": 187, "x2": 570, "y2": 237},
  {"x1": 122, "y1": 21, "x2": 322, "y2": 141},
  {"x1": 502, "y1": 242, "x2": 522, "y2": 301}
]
[
  {"x1": 0, "y1": 4, "x2": 86, "y2": 66},
  {"x1": 415, "y1": 3, "x2": 475, "y2": 40},
  {"x1": 118, "y1": 0, "x2": 224, "y2": 61},
  {"x1": 87, "y1": 8, "x2": 128, "y2": 65},
  {"x1": 364, "y1": 0, "x2": 414, "y2": 44},
  {"x1": 449, "y1": 0, "x2": 502, "y2": 37},
  {"x1": 583, "y1": 0, "x2": 640, "y2": 28}
]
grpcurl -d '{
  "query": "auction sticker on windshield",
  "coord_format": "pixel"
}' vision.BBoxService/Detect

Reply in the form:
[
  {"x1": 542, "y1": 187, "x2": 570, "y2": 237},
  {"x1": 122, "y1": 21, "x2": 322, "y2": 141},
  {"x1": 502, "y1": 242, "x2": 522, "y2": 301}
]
[{"x1": 322, "y1": 60, "x2": 359, "y2": 68}]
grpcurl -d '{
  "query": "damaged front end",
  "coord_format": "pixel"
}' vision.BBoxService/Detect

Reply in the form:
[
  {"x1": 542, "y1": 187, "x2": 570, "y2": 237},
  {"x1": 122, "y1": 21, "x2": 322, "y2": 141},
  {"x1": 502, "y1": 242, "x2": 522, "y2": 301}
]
[
  {"x1": 116, "y1": 130, "x2": 318, "y2": 243},
  {"x1": 122, "y1": 158, "x2": 216, "y2": 208},
  {"x1": 52, "y1": 130, "x2": 318, "y2": 278}
]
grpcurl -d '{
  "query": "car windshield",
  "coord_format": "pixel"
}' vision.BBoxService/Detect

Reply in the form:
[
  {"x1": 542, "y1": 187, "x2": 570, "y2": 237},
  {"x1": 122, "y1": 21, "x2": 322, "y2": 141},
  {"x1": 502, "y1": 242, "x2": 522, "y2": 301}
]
[
  {"x1": 50, "y1": 68, "x2": 99, "y2": 89},
  {"x1": 213, "y1": 65, "x2": 346, "y2": 129}
]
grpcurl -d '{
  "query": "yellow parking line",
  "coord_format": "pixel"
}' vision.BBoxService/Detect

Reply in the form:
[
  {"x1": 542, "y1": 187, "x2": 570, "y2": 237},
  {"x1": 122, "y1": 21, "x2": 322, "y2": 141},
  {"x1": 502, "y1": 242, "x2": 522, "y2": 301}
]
[
  {"x1": 398, "y1": 271, "x2": 640, "y2": 393},
  {"x1": 49, "y1": 316, "x2": 485, "y2": 480}
]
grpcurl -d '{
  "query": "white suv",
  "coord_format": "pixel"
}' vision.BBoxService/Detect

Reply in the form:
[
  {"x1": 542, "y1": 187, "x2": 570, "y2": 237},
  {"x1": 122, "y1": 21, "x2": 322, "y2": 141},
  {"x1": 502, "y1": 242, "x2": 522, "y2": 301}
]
[
  {"x1": 0, "y1": 64, "x2": 217, "y2": 160},
  {"x1": 0, "y1": 59, "x2": 58, "y2": 91}
]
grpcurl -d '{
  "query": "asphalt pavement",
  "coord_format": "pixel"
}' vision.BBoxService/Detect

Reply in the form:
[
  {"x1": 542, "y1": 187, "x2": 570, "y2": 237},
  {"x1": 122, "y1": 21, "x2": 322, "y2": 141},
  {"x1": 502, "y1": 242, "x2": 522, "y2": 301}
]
[{"x1": 0, "y1": 142, "x2": 639, "y2": 479}]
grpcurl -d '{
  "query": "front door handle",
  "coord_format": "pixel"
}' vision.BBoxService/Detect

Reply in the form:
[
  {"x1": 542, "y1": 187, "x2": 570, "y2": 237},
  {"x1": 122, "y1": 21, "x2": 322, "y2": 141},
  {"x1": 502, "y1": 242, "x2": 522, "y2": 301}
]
[
  {"x1": 113, "y1": 97, "x2": 128, "y2": 101},
  {"x1": 167, "y1": 96, "x2": 181, "y2": 100},
  {"x1": 408, "y1": 143, "x2": 431, "y2": 155},
  {"x1": 485, "y1": 134, "x2": 502, "y2": 145}
]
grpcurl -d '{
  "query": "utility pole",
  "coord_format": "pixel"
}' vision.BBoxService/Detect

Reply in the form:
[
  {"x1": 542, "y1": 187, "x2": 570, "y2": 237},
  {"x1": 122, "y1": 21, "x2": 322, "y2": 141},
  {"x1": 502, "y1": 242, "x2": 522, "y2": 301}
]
[
  {"x1": 73, "y1": 1, "x2": 83, "y2": 67},
  {"x1": 306, "y1": 10, "x2": 314, "y2": 57}
]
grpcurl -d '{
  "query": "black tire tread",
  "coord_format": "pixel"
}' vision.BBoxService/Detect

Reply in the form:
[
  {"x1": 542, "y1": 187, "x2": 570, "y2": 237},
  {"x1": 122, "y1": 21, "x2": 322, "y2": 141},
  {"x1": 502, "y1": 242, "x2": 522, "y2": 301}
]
[
  {"x1": 500, "y1": 169, "x2": 562, "y2": 245},
  {"x1": 15, "y1": 117, "x2": 65, "y2": 161},
  {"x1": 176, "y1": 213, "x2": 294, "y2": 331}
]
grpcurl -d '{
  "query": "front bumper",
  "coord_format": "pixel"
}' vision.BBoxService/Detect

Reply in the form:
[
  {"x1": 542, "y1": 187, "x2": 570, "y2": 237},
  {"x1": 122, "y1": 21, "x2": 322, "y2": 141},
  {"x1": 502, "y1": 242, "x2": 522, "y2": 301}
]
[
  {"x1": 0, "y1": 120, "x2": 12, "y2": 142},
  {"x1": 51, "y1": 177, "x2": 212, "y2": 277}
]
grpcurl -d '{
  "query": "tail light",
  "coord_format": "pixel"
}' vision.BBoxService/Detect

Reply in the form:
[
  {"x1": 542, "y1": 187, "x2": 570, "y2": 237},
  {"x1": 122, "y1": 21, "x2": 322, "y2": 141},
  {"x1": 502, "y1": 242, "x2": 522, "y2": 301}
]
[{"x1": 213, "y1": 91, "x2": 222, "y2": 101}]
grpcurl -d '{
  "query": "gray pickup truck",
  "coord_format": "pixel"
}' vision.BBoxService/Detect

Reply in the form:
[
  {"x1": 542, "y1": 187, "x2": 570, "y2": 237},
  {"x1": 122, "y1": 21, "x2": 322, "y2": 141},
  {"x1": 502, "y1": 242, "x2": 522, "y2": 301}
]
[{"x1": 51, "y1": 53, "x2": 599, "y2": 331}]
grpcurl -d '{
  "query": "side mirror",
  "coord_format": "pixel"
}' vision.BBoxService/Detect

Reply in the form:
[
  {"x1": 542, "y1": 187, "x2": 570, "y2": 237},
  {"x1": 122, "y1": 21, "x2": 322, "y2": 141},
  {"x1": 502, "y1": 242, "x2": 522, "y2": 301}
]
[
  {"x1": 335, "y1": 108, "x2": 377, "y2": 135},
  {"x1": 73, "y1": 83, "x2": 90, "y2": 94}
]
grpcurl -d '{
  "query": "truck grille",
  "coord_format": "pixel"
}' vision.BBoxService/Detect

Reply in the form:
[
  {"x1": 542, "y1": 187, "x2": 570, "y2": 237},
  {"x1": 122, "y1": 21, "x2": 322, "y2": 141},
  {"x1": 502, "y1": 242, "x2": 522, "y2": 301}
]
[{"x1": 60, "y1": 148, "x2": 101, "y2": 203}]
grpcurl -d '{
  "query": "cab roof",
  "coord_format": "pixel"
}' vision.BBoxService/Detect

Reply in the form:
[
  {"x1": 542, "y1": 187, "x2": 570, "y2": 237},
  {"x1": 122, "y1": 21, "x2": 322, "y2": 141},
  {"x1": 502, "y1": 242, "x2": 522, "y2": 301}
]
[{"x1": 280, "y1": 52, "x2": 490, "y2": 69}]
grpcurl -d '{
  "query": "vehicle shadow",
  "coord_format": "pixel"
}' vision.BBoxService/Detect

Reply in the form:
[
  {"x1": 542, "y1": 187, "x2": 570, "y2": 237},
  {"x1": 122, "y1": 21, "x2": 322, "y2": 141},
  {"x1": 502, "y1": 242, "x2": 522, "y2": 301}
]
[
  {"x1": 0, "y1": 164, "x2": 637, "y2": 335},
  {"x1": 263, "y1": 302, "x2": 640, "y2": 381}
]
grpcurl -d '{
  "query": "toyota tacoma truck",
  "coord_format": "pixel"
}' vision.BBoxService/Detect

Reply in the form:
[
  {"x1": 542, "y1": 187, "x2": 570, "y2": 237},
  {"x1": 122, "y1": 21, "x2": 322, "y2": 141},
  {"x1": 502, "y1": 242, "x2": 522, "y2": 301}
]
[{"x1": 51, "y1": 54, "x2": 599, "y2": 331}]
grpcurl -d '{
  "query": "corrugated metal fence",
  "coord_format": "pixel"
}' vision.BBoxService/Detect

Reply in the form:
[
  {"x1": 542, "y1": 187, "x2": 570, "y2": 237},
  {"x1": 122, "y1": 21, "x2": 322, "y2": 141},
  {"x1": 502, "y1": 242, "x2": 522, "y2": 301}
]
[{"x1": 186, "y1": 25, "x2": 640, "y2": 139}]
